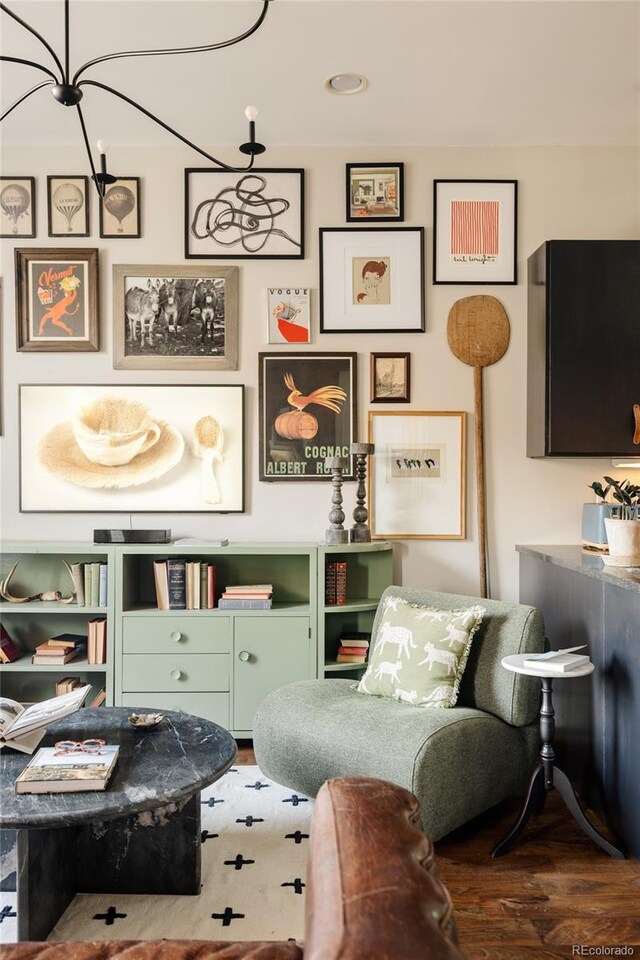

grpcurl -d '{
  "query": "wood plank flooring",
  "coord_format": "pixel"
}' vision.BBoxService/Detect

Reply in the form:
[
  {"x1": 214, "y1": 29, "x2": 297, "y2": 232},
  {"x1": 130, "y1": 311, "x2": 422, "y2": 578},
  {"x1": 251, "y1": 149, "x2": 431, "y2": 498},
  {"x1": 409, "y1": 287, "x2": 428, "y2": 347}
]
[{"x1": 238, "y1": 743, "x2": 640, "y2": 958}]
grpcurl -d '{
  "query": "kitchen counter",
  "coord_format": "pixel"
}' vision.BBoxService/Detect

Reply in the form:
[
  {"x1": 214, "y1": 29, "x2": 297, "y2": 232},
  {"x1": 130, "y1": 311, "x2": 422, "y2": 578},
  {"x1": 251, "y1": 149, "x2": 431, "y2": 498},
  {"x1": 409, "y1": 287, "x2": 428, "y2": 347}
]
[{"x1": 516, "y1": 544, "x2": 640, "y2": 593}]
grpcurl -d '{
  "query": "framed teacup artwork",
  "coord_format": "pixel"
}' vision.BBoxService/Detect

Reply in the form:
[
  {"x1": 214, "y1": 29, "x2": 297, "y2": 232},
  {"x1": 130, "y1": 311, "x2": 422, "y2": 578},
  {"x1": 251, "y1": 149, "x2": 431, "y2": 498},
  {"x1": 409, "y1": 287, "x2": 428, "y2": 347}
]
[
  {"x1": 100, "y1": 177, "x2": 141, "y2": 238},
  {"x1": 0, "y1": 177, "x2": 36, "y2": 238},
  {"x1": 19, "y1": 384, "x2": 245, "y2": 513},
  {"x1": 112, "y1": 264, "x2": 238, "y2": 370},
  {"x1": 346, "y1": 163, "x2": 404, "y2": 222},
  {"x1": 15, "y1": 248, "x2": 99, "y2": 352},
  {"x1": 370, "y1": 352, "x2": 411, "y2": 403},
  {"x1": 319, "y1": 227, "x2": 425, "y2": 334},
  {"x1": 47, "y1": 176, "x2": 90, "y2": 237},
  {"x1": 267, "y1": 287, "x2": 310, "y2": 344}
]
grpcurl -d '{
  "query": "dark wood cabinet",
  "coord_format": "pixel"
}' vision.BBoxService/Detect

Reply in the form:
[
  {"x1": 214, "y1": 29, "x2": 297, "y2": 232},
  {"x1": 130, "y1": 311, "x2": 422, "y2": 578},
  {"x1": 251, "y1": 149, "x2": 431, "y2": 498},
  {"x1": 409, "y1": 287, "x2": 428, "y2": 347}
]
[{"x1": 527, "y1": 240, "x2": 640, "y2": 457}]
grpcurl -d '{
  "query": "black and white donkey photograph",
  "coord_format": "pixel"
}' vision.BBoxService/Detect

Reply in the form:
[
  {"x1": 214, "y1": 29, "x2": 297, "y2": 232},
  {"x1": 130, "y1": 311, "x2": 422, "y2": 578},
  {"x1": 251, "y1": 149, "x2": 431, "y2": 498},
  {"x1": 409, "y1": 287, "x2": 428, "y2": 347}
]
[{"x1": 112, "y1": 264, "x2": 239, "y2": 370}]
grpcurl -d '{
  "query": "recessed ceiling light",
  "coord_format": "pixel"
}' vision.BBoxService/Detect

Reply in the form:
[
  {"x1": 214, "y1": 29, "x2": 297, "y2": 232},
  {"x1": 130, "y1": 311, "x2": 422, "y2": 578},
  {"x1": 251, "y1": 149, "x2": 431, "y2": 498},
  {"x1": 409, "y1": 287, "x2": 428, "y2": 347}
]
[{"x1": 323, "y1": 73, "x2": 368, "y2": 96}]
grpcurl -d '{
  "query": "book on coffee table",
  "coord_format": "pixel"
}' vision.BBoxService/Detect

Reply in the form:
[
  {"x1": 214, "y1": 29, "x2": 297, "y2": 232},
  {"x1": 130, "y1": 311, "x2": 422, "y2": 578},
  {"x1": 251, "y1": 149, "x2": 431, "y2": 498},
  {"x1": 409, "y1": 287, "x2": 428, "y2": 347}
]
[{"x1": 15, "y1": 744, "x2": 119, "y2": 794}]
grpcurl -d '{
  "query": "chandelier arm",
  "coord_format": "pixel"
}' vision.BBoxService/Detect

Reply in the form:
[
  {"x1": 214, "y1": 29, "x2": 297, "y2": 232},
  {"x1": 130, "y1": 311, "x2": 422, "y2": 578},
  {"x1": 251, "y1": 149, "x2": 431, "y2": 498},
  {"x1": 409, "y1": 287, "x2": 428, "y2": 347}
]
[
  {"x1": 0, "y1": 79, "x2": 53, "y2": 123},
  {"x1": 0, "y1": 3, "x2": 64, "y2": 81},
  {"x1": 72, "y1": 0, "x2": 270, "y2": 85},
  {"x1": 78, "y1": 79, "x2": 259, "y2": 172},
  {"x1": 0, "y1": 55, "x2": 59, "y2": 82},
  {"x1": 75, "y1": 101, "x2": 104, "y2": 198}
]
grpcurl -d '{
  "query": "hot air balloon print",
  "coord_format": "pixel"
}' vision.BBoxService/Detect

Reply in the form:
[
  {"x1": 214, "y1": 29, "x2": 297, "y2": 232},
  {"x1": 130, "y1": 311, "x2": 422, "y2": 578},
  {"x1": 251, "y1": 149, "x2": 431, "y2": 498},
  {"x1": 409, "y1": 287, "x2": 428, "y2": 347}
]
[
  {"x1": 48, "y1": 177, "x2": 89, "y2": 237},
  {"x1": 100, "y1": 178, "x2": 140, "y2": 237},
  {"x1": 0, "y1": 178, "x2": 35, "y2": 238}
]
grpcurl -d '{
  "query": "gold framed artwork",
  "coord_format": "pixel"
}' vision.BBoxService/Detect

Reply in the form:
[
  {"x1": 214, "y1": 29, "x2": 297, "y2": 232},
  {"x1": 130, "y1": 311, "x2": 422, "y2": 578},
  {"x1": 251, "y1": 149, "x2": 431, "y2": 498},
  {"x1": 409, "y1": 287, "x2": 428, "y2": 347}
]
[{"x1": 368, "y1": 411, "x2": 466, "y2": 539}]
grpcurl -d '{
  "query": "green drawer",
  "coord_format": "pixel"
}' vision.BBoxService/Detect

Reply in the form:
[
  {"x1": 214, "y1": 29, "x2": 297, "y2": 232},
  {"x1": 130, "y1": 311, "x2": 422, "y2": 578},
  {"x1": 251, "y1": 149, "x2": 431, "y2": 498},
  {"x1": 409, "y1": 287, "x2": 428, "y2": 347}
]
[
  {"x1": 122, "y1": 616, "x2": 230, "y2": 654},
  {"x1": 122, "y1": 692, "x2": 229, "y2": 728},
  {"x1": 122, "y1": 653, "x2": 229, "y2": 692}
]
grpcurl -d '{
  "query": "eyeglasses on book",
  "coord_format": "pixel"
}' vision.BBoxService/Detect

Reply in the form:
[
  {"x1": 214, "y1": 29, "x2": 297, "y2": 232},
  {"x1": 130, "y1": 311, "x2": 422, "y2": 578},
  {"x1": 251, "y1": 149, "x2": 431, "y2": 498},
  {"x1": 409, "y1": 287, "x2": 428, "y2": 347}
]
[{"x1": 53, "y1": 738, "x2": 106, "y2": 755}]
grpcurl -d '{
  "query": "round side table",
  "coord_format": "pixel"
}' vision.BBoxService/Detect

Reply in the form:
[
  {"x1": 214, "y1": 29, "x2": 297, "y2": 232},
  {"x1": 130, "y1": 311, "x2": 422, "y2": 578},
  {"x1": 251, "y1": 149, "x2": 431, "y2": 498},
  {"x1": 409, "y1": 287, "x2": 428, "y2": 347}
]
[{"x1": 491, "y1": 654, "x2": 625, "y2": 859}]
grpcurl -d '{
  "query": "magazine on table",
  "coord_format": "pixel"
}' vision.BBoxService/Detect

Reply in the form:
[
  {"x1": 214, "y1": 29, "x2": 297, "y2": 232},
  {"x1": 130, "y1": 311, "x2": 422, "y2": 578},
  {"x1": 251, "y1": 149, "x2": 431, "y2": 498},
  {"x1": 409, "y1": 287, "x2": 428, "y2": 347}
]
[{"x1": 0, "y1": 684, "x2": 92, "y2": 754}]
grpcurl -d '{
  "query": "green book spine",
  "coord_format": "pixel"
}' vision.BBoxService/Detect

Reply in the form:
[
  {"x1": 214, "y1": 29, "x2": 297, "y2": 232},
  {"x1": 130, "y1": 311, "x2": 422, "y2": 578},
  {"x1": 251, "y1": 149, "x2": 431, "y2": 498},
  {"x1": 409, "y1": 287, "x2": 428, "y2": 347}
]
[
  {"x1": 200, "y1": 564, "x2": 208, "y2": 609},
  {"x1": 91, "y1": 563, "x2": 100, "y2": 607}
]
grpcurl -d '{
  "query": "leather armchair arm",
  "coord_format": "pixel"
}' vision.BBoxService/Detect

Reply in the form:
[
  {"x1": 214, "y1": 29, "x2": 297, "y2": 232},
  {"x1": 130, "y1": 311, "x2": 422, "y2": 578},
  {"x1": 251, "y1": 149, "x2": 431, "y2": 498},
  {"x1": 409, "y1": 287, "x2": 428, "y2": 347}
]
[{"x1": 0, "y1": 942, "x2": 302, "y2": 959}]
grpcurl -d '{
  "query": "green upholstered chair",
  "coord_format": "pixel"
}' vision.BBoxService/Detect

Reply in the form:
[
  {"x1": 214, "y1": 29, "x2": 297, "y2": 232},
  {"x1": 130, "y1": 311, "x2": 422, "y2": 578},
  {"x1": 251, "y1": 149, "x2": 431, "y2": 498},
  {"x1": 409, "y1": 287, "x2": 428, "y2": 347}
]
[{"x1": 254, "y1": 586, "x2": 545, "y2": 841}]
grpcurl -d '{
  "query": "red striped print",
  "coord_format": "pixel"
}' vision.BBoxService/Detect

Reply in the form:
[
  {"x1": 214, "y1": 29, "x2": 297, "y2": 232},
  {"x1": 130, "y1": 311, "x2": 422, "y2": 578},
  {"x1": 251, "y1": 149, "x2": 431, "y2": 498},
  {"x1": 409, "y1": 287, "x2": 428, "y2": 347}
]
[{"x1": 450, "y1": 200, "x2": 499, "y2": 255}]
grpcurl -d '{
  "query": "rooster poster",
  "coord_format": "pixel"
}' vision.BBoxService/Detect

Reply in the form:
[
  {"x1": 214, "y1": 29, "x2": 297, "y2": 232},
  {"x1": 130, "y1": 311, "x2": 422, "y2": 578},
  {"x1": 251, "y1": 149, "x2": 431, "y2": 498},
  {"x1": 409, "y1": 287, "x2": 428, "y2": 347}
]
[{"x1": 259, "y1": 353, "x2": 357, "y2": 481}]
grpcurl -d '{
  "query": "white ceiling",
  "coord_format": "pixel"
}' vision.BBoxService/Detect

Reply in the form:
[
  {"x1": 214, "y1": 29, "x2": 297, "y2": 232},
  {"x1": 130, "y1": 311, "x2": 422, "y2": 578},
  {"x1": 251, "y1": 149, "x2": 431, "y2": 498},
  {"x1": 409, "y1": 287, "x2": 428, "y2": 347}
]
[{"x1": 1, "y1": 1, "x2": 638, "y2": 149}]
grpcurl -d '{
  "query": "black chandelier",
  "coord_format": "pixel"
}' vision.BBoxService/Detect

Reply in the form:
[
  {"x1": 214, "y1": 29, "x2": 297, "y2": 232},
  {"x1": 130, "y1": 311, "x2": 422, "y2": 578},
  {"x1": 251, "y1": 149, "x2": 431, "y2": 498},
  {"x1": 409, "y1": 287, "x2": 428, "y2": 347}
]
[{"x1": 0, "y1": 0, "x2": 271, "y2": 196}]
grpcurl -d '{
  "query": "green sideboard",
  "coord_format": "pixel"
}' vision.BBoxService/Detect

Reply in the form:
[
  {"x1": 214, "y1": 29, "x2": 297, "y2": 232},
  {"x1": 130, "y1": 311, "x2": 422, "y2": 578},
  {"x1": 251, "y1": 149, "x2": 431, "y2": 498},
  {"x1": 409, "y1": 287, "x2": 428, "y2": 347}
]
[{"x1": 1, "y1": 541, "x2": 394, "y2": 736}]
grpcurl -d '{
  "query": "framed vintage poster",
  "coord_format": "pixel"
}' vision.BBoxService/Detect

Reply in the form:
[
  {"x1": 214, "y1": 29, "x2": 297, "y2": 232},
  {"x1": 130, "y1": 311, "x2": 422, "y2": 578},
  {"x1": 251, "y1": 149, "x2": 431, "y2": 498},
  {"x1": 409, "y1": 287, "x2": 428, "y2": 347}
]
[
  {"x1": 0, "y1": 177, "x2": 36, "y2": 238},
  {"x1": 346, "y1": 163, "x2": 404, "y2": 222},
  {"x1": 368, "y1": 411, "x2": 466, "y2": 539},
  {"x1": 47, "y1": 176, "x2": 90, "y2": 237},
  {"x1": 185, "y1": 168, "x2": 304, "y2": 259},
  {"x1": 100, "y1": 178, "x2": 141, "y2": 238},
  {"x1": 15, "y1": 248, "x2": 99, "y2": 352},
  {"x1": 259, "y1": 352, "x2": 357, "y2": 481},
  {"x1": 267, "y1": 286, "x2": 310, "y2": 344},
  {"x1": 433, "y1": 180, "x2": 518, "y2": 284},
  {"x1": 20, "y1": 384, "x2": 245, "y2": 513},
  {"x1": 370, "y1": 352, "x2": 411, "y2": 403},
  {"x1": 319, "y1": 227, "x2": 424, "y2": 333},
  {"x1": 112, "y1": 264, "x2": 238, "y2": 370}
]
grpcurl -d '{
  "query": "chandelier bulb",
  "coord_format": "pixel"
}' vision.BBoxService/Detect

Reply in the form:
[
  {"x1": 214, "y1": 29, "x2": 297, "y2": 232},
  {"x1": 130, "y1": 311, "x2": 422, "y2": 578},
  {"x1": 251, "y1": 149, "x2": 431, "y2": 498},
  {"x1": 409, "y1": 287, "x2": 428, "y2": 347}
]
[
  {"x1": 96, "y1": 139, "x2": 110, "y2": 156},
  {"x1": 244, "y1": 105, "x2": 258, "y2": 123}
]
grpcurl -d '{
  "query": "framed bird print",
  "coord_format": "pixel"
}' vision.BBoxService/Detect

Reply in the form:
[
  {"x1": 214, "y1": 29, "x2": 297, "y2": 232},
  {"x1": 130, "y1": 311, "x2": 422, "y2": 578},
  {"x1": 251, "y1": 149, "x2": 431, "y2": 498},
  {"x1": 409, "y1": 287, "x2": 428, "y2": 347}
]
[{"x1": 258, "y1": 352, "x2": 357, "y2": 481}]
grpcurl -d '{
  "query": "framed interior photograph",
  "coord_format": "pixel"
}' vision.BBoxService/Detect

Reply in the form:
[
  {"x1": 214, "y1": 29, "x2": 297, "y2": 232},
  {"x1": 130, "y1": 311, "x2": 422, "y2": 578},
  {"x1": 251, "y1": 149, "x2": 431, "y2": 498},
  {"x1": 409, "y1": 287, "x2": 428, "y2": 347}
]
[
  {"x1": 0, "y1": 177, "x2": 36, "y2": 238},
  {"x1": 319, "y1": 227, "x2": 425, "y2": 334},
  {"x1": 185, "y1": 168, "x2": 305, "y2": 259},
  {"x1": 100, "y1": 177, "x2": 141, "y2": 238},
  {"x1": 15, "y1": 247, "x2": 99, "y2": 352},
  {"x1": 259, "y1": 352, "x2": 357, "y2": 481},
  {"x1": 368, "y1": 411, "x2": 466, "y2": 539},
  {"x1": 433, "y1": 179, "x2": 518, "y2": 284},
  {"x1": 267, "y1": 286, "x2": 310, "y2": 344},
  {"x1": 47, "y1": 176, "x2": 90, "y2": 237},
  {"x1": 346, "y1": 163, "x2": 404, "y2": 222},
  {"x1": 112, "y1": 263, "x2": 238, "y2": 370},
  {"x1": 20, "y1": 384, "x2": 245, "y2": 513},
  {"x1": 370, "y1": 352, "x2": 411, "y2": 403}
]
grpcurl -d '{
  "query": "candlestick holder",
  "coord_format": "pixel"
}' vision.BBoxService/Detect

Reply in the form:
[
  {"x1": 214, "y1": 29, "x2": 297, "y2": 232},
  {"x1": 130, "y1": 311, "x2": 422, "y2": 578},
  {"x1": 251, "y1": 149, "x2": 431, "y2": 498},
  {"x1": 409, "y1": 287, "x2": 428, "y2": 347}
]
[
  {"x1": 350, "y1": 442, "x2": 374, "y2": 542},
  {"x1": 324, "y1": 456, "x2": 349, "y2": 544}
]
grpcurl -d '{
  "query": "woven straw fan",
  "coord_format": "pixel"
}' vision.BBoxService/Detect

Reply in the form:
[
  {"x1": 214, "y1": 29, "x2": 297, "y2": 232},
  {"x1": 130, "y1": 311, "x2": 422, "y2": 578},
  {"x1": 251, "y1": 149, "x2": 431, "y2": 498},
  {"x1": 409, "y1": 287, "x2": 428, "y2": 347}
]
[{"x1": 447, "y1": 295, "x2": 510, "y2": 599}]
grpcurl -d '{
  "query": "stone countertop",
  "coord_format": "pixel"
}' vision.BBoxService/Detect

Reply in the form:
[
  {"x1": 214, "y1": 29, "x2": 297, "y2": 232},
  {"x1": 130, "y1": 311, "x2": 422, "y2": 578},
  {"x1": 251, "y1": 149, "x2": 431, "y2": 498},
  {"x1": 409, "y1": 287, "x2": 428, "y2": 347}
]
[
  {"x1": 516, "y1": 545, "x2": 640, "y2": 595},
  {"x1": 0, "y1": 707, "x2": 236, "y2": 829}
]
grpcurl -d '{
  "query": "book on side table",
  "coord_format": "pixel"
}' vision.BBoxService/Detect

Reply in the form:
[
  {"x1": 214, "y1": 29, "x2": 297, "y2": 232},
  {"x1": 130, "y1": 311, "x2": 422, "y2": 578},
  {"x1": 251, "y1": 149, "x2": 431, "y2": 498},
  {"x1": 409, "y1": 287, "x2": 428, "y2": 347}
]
[
  {"x1": 523, "y1": 646, "x2": 590, "y2": 673},
  {"x1": 15, "y1": 743, "x2": 119, "y2": 794},
  {"x1": 0, "y1": 684, "x2": 92, "y2": 754}
]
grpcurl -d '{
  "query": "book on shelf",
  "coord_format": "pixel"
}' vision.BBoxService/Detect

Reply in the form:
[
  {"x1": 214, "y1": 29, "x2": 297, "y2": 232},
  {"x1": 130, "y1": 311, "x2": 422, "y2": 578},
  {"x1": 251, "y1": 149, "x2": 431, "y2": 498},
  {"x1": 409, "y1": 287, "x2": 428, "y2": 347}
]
[
  {"x1": 48, "y1": 633, "x2": 87, "y2": 649},
  {"x1": 153, "y1": 560, "x2": 170, "y2": 610},
  {"x1": 173, "y1": 537, "x2": 228, "y2": 546},
  {"x1": 15, "y1": 743, "x2": 119, "y2": 795},
  {"x1": 91, "y1": 562, "x2": 101, "y2": 607},
  {"x1": 90, "y1": 688, "x2": 107, "y2": 707},
  {"x1": 32, "y1": 645, "x2": 85, "y2": 665},
  {"x1": 200, "y1": 563, "x2": 208, "y2": 610},
  {"x1": 98, "y1": 563, "x2": 108, "y2": 608},
  {"x1": 87, "y1": 618, "x2": 107, "y2": 665},
  {"x1": 218, "y1": 597, "x2": 273, "y2": 609},
  {"x1": 522, "y1": 652, "x2": 590, "y2": 673},
  {"x1": 325, "y1": 562, "x2": 347, "y2": 605},
  {"x1": 55, "y1": 676, "x2": 82, "y2": 696},
  {"x1": 339, "y1": 646, "x2": 369, "y2": 656},
  {"x1": 208, "y1": 564, "x2": 216, "y2": 609},
  {"x1": 223, "y1": 584, "x2": 273, "y2": 593},
  {"x1": 75, "y1": 562, "x2": 107, "y2": 608},
  {"x1": 336, "y1": 652, "x2": 367, "y2": 663},
  {"x1": 221, "y1": 590, "x2": 273, "y2": 599},
  {"x1": 69, "y1": 562, "x2": 85, "y2": 606},
  {"x1": 167, "y1": 557, "x2": 186, "y2": 610},
  {"x1": 154, "y1": 559, "x2": 216, "y2": 610},
  {"x1": 0, "y1": 624, "x2": 23, "y2": 663},
  {"x1": 0, "y1": 684, "x2": 92, "y2": 754},
  {"x1": 186, "y1": 560, "x2": 201, "y2": 610}
]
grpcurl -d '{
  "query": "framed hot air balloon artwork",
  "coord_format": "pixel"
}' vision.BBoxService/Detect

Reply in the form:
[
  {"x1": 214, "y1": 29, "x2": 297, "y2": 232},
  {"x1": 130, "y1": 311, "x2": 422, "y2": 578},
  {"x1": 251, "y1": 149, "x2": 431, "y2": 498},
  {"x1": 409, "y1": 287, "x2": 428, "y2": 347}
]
[
  {"x1": 258, "y1": 352, "x2": 357, "y2": 482},
  {"x1": 0, "y1": 177, "x2": 36, "y2": 238},
  {"x1": 15, "y1": 248, "x2": 99, "y2": 353},
  {"x1": 100, "y1": 177, "x2": 141, "y2": 238},
  {"x1": 47, "y1": 176, "x2": 90, "y2": 238}
]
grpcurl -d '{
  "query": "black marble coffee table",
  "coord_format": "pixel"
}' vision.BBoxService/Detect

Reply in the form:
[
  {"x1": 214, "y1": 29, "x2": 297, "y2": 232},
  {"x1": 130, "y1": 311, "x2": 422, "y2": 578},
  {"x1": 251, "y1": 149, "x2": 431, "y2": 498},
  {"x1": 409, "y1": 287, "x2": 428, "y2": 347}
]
[{"x1": 0, "y1": 707, "x2": 236, "y2": 941}]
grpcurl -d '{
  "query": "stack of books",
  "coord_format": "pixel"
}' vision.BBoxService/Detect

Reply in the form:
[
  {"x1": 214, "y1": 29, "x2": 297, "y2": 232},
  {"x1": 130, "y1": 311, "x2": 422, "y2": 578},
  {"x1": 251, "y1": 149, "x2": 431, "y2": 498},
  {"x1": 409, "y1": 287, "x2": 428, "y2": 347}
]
[
  {"x1": 15, "y1": 743, "x2": 120, "y2": 794},
  {"x1": 32, "y1": 633, "x2": 86, "y2": 665},
  {"x1": 55, "y1": 676, "x2": 82, "y2": 696},
  {"x1": 325, "y1": 561, "x2": 347, "y2": 606},
  {"x1": 153, "y1": 559, "x2": 216, "y2": 610},
  {"x1": 68, "y1": 562, "x2": 108, "y2": 607},
  {"x1": 218, "y1": 584, "x2": 273, "y2": 610},
  {"x1": 336, "y1": 631, "x2": 370, "y2": 664},
  {"x1": 87, "y1": 618, "x2": 107, "y2": 664}
]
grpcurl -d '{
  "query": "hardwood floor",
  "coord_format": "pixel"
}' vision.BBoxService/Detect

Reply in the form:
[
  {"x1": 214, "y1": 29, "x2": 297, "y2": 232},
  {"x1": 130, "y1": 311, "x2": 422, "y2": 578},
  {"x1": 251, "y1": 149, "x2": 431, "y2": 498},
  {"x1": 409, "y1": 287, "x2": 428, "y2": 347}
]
[{"x1": 239, "y1": 743, "x2": 640, "y2": 958}]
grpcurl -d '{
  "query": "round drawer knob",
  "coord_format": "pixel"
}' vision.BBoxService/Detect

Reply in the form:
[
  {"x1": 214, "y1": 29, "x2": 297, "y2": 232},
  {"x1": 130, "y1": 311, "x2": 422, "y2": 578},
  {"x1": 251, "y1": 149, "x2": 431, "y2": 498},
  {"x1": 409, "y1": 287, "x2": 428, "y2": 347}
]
[
  {"x1": 170, "y1": 631, "x2": 182, "y2": 643},
  {"x1": 170, "y1": 668, "x2": 183, "y2": 681},
  {"x1": 238, "y1": 650, "x2": 251, "y2": 663}
]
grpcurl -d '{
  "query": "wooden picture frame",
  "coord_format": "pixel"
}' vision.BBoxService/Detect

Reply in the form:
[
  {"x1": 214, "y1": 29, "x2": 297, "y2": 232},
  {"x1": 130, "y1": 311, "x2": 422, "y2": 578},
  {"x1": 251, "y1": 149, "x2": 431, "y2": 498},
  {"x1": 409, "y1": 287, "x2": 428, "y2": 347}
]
[
  {"x1": 112, "y1": 263, "x2": 238, "y2": 370},
  {"x1": 15, "y1": 247, "x2": 99, "y2": 352},
  {"x1": 368, "y1": 411, "x2": 466, "y2": 539},
  {"x1": 346, "y1": 163, "x2": 404, "y2": 222},
  {"x1": 185, "y1": 168, "x2": 305, "y2": 259},
  {"x1": 47, "y1": 176, "x2": 90, "y2": 237},
  {"x1": 370, "y1": 352, "x2": 411, "y2": 403},
  {"x1": 433, "y1": 179, "x2": 518, "y2": 284},
  {"x1": 0, "y1": 177, "x2": 36, "y2": 238},
  {"x1": 20, "y1": 384, "x2": 245, "y2": 513},
  {"x1": 259, "y1": 352, "x2": 357, "y2": 481},
  {"x1": 319, "y1": 227, "x2": 425, "y2": 334},
  {"x1": 100, "y1": 177, "x2": 141, "y2": 238}
]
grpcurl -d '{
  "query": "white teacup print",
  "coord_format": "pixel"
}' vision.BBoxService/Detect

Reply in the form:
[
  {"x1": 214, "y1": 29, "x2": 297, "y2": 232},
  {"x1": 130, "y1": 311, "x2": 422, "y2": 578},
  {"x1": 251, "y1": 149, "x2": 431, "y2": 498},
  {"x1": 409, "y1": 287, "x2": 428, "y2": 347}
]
[{"x1": 73, "y1": 397, "x2": 161, "y2": 467}]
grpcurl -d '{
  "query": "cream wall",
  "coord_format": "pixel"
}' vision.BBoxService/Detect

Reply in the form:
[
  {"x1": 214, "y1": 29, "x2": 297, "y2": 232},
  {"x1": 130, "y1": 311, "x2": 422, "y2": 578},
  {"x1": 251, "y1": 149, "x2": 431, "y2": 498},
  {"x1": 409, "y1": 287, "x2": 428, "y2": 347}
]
[{"x1": 1, "y1": 144, "x2": 638, "y2": 601}]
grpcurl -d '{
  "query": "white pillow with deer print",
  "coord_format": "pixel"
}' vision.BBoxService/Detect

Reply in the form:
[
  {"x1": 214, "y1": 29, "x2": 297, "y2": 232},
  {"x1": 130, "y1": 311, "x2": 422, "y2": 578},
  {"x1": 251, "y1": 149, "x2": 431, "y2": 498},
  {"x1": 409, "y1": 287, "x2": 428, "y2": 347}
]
[{"x1": 356, "y1": 597, "x2": 486, "y2": 708}]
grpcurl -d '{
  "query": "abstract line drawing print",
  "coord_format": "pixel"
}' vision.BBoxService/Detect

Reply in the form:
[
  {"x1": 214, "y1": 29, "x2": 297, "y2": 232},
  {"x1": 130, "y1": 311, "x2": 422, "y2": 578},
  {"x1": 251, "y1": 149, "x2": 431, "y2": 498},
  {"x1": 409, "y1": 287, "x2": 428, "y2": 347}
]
[
  {"x1": 190, "y1": 175, "x2": 300, "y2": 255},
  {"x1": 450, "y1": 200, "x2": 499, "y2": 258}
]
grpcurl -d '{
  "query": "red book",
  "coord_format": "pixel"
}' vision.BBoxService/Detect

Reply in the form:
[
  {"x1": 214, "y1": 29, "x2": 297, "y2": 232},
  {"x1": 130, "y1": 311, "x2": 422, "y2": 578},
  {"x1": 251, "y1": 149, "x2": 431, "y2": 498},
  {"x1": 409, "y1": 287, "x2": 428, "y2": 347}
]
[
  {"x1": 0, "y1": 624, "x2": 22, "y2": 663},
  {"x1": 339, "y1": 647, "x2": 368, "y2": 656}
]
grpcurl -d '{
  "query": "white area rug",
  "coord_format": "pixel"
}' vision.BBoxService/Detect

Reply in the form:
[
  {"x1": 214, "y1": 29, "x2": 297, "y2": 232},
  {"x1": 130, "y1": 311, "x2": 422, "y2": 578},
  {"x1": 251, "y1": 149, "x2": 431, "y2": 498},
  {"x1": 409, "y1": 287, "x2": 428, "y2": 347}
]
[{"x1": 0, "y1": 766, "x2": 312, "y2": 945}]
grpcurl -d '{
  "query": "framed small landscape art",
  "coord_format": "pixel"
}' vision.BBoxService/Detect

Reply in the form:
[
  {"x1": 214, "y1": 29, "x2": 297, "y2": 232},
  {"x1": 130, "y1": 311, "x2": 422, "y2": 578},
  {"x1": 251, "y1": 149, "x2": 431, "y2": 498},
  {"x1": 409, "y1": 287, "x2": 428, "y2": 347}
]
[{"x1": 370, "y1": 352, "x2": 411, "y2": 403}]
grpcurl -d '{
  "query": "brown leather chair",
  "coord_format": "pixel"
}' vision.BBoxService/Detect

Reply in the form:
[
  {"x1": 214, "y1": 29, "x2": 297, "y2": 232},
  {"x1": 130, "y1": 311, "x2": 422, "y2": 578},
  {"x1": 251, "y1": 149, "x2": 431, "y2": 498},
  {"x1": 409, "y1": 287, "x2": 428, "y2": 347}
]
[{"x1": 1, "y1": 778, "x2": 464, "y2": 960}]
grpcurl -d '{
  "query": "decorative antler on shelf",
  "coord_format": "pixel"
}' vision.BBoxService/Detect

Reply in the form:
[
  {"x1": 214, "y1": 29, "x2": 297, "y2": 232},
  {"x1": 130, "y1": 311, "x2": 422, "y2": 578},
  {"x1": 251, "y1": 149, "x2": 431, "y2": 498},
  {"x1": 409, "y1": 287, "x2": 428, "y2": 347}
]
[{"x1": 0, "y1": 559, "x2": 76, "y2": 603}]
